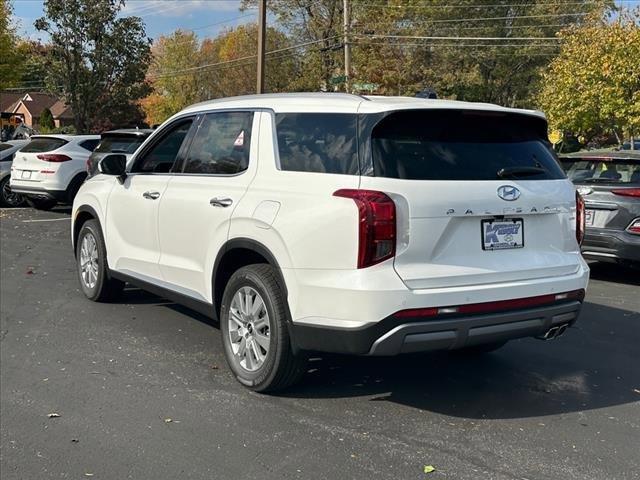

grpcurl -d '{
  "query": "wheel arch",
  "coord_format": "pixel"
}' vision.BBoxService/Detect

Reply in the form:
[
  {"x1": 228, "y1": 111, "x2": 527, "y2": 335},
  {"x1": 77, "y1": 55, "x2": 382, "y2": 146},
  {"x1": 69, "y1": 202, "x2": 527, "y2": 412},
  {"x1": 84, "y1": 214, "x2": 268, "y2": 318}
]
[
  {"x1": 212, "y1": 238, "x2": 294, "y2": 344},
  {"x1": 72, "y1": 204, "x2": 100, "y2": 256}
]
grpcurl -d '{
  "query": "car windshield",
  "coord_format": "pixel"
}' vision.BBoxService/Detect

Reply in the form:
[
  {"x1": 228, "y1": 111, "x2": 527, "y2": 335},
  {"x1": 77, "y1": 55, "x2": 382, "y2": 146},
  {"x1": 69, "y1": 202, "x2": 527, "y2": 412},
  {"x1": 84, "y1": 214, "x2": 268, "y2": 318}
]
[
  {"x1": 560, "y1": 158, "x2": 640, "y2": 184},
  {"x1": 95, "y1": 135, "x2": 146, "y2": 154}
]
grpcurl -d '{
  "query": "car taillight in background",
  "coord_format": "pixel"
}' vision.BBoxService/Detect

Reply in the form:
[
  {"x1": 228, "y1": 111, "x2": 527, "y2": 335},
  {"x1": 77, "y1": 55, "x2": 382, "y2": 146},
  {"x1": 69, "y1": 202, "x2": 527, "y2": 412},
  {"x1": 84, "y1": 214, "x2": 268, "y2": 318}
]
[
  {"x1": 626, "y1": 218, "x2": 640, "y2": 235},
  {"x1": 334, "y1": 189, "x2": 396, "y2": 268},
  {"x1": 576, "y1": 190, "x2": 585, "y2": 245},
  {"x1": 612, "y1": 188, "x2": 640, "y2": 198},
  {"x1": 36, "y1": 154, "x2": 72, "y2": 162}
]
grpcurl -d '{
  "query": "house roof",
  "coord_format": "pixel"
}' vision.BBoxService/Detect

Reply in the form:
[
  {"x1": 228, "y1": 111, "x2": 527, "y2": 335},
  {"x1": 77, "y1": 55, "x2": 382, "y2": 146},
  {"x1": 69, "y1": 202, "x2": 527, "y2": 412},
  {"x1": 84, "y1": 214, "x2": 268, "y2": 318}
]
[
  {"x1": 0, "y1": 92, "x2": 22, "y2": 112},
  {"x1": 7, "y1": 92, "x2": 73, "y2": 119}
]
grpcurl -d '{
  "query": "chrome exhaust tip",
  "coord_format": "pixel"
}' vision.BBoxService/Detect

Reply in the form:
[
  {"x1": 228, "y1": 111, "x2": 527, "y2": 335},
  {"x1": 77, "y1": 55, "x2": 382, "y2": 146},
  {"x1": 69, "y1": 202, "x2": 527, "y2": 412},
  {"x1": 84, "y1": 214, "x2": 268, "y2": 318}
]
[
  {"x1": 556, "y1": 324, "x2": 568, "y2": 338},
  {"x1": 536, "y1": 323, "x2": 569, "y2": 340}
]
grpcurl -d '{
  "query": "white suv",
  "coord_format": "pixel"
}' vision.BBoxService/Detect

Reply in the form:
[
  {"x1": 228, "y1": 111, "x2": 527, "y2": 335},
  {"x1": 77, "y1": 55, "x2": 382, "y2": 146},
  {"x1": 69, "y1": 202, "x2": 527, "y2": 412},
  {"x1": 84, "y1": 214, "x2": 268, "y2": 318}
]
[
  {"x1": 10, "y1": 134, "x2": 100, "y2": 210},
  {"x1": 71, "y1": 93, "x2": 589, "y2": 391}
]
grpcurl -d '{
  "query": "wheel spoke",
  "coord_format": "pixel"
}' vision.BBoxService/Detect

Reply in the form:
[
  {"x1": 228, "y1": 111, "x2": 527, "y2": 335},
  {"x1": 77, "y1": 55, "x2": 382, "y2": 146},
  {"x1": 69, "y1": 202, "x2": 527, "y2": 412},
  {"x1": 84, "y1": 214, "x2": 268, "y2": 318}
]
[
  {"x1": 250, "y1": 294, "x2": 264, "y2": 316},
  {"x1": 236, "y1": 337, "x2": 247, "y2": 358},
  {"x1": 250, "y1": 339, "x2": 265, "y2": 363},
  {"x1": 254, "y1": 331, "x2": 270, "y2": 350},
  {"x1": 229, "y1": 309, "x2": 244, "y2": 328}
]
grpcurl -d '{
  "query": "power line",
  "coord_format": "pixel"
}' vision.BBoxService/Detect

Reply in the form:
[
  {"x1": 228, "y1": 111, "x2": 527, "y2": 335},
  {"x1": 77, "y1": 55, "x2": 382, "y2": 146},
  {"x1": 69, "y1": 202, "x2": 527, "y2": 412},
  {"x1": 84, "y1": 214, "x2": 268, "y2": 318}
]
[
  {"x1": 353, "y1": 0, "x2": 633, "y2": 8},
  {"x1": 356, "y1": 34, "x2": 561, "y2": 41}
]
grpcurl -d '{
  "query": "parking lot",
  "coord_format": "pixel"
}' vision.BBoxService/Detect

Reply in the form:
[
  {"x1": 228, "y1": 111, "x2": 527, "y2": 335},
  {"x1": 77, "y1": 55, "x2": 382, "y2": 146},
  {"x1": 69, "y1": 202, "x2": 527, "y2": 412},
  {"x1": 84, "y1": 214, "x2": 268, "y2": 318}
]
[{"x1": 1, "y1": 206, "x2": 638, "y2": 480}]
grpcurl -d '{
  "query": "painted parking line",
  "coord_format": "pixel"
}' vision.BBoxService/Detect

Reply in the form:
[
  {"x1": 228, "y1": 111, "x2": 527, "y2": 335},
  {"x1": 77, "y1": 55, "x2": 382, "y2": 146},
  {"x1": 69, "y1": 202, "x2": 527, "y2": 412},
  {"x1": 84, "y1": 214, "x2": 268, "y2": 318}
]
[{"x1": 22, "y1": 217, "x2": 71, "y2": 223}]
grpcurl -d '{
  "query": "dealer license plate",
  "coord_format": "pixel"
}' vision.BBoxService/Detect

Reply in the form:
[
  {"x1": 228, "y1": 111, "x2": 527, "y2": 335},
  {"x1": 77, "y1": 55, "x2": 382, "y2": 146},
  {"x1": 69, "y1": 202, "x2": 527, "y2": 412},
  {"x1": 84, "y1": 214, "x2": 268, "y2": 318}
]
[{"x1": 482, "y1": 218, "x2": 524, "y2": 251}]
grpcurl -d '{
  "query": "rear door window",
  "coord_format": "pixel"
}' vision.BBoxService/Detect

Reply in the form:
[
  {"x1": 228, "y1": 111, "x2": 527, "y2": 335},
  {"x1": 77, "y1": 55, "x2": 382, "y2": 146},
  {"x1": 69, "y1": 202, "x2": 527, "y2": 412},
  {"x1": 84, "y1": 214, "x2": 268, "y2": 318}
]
[
  {"x1": 79, "y1": 139, "x2": 99, "y2": 152},
  {"x1": 20, "y1": 137, "x2": 68, "y2": 153},
  {"x1": 370, "y1": 110, "x2": 565, "y2": 180},
  {"x1": 182, "y1": 112, "x2": 254, "y2": 174},
  {"x1": 275, "y1": 113, "x2": 358, "y2": 174},
  {"x1": 95, "y1": 135, "x2": 146, "y2": 154}
]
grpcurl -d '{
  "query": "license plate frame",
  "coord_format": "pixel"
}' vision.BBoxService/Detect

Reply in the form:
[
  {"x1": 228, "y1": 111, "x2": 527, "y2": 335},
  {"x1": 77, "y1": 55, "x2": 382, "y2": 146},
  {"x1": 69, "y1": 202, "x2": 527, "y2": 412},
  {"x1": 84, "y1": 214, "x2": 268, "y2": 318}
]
[{"x1": 481, "y1": 218, "x2": 525, "y2": 251}]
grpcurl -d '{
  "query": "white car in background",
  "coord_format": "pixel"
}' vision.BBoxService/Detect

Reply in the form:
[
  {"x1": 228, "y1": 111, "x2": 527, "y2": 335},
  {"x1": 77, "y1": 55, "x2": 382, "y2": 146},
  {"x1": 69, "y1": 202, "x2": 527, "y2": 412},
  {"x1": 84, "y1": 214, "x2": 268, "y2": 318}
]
[
  {"x1": 72, "y1": 93, "x2": 590, "y2": 392},
  {"x1": 0, "y1": 140, "x2": 29, "y2": 207},
  {"x1": 10, "y1": 134, "x2": 100, "y2": 210}
]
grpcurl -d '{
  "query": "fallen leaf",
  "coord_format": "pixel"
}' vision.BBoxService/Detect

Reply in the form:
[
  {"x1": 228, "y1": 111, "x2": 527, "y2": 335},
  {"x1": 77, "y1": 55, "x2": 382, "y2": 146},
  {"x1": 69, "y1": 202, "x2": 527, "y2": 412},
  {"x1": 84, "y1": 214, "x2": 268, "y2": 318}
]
[
  {"x1": 47, "y1": 413, "x2": 60, "y2": 418},
  {"x1": 71, "y1": 438, "x2": 79, "y2": 443},
  {"x1": 26, "y1": 268, "x2": 35, "y2": 275},
  {"x1": 211, "y1": 365, "x2": 219, "y2": 370},
  {"x1": 164, "y1": 418, "x2": 172, "y2": 423},
  {"x1": 424, "y1": 465, "x2": 436, "y2": 474},
  {"x1": 84, "y1": 473, "x2": 94, "y2": 477}
]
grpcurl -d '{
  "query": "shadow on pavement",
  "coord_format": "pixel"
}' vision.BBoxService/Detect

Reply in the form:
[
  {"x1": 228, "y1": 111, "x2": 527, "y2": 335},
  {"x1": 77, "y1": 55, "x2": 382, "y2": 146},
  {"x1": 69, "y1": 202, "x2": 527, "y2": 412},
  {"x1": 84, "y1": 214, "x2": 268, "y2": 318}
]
[
  {"x1": 588, "y1": 262, "x2": 639, "y2": 286},
  {"x1": 279, "y1": 301, "x2": 640, "y2": 419}
]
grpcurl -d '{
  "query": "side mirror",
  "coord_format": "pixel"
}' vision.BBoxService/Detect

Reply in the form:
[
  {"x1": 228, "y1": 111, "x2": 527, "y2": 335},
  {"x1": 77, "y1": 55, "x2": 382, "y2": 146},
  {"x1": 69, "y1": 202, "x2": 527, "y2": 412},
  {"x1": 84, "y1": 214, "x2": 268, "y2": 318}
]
[{"x1": 98, "y1": 154, "x2": 127, "y2": 184}]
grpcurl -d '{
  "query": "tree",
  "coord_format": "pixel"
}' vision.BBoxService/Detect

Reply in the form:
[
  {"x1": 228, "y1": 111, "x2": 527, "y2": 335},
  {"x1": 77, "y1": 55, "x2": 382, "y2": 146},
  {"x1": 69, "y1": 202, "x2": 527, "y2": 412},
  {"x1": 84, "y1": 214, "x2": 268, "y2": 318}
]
[
  {"x1": 539, "y1": 8, "x2": 640, "y2": 144},
  {"x1": 0, "y1": 0, "x2": 25, "y2": 89},
  {"x1": 40, "y1": 107, "x2": 55, "y2": 130},
  {"x1": 35, "y1": 0, "x2": 151, "y2": 132}
]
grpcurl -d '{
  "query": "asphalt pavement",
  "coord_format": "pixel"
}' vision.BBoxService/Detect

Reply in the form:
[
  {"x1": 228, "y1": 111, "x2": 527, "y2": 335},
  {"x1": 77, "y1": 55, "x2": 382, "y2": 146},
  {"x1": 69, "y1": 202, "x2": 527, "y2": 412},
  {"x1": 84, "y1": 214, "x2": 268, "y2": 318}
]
[{"x1": 1, "y1": 206, "x2": 639, "y2": 480}]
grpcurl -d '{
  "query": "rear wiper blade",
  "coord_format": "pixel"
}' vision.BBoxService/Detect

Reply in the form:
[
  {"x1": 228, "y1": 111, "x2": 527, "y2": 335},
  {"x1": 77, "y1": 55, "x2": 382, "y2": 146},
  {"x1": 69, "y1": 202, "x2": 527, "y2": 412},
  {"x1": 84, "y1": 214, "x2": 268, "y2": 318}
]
[{"x1": 497, "y1": 166, "x2": 546, "y2": 179}]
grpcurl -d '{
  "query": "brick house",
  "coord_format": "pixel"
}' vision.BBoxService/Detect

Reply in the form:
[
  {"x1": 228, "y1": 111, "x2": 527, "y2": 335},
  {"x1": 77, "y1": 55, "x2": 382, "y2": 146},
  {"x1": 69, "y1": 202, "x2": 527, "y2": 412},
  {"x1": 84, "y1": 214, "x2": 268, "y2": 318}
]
[{"x1": 1, "y1": 92, "x2": 74, "y2": 129}]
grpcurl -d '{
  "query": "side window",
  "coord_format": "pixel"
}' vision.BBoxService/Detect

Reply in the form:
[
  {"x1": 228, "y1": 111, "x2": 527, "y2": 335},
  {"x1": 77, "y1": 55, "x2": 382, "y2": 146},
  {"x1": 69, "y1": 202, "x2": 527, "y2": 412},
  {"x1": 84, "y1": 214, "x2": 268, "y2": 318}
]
[
  {"x1": 132, "y1": 119, "x2": 193, "y2": 173},
  {"x1": 80, "y1": 139, "x2": 99, "y2": 152},
  {"x1": 183, "y1": 111, "x2": 254, "y2": 174},
  {"x1": 275, "y1": 113, "x2": 358, "y2": 174}
]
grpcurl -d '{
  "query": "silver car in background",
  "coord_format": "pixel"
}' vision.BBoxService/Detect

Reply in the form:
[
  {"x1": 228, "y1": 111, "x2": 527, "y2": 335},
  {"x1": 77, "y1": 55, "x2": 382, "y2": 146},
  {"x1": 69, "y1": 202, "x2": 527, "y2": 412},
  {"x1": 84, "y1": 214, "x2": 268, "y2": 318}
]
[{"x1": 0, "y1": 140, "x2": 29, "y2": 207}]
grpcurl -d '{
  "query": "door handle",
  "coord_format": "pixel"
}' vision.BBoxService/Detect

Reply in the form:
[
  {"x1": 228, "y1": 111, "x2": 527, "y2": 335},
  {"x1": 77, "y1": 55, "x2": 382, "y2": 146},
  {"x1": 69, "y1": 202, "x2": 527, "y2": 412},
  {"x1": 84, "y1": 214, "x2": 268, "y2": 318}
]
[
  {"x1": 143, "y1": 191, "x2": 161, "y2": 200},
  {"x1": 210, "y1": 197, "x2": 233, "y2": 208}
]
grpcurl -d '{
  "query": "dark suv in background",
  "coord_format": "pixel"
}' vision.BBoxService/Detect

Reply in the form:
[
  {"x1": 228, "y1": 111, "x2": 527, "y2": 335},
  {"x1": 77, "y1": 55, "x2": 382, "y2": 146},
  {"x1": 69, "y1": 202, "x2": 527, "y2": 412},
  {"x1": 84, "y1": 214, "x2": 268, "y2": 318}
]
[
  {"x1": 86, "y1": 129, "x2": 153, "y2": 178},
  {"x1": 560, "y1": 150, "x2": 640, "y2": 268}
]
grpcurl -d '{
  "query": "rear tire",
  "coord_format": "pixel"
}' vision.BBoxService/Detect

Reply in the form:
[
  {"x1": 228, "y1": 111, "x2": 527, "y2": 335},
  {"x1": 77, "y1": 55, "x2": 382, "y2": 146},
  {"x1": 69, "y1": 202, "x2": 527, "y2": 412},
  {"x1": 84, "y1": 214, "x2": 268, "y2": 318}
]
[
  {"x1": 76, "y1": 219, "x2": 124, "y2": 302},
  {"x1": 0, "y1": 176, "x2": 26, "y2": 207},
  {"x1": 26, "y1": 197, "x2": 57, "y2": 210},
  {"x1": 220, "y1": 264, "x2": 307, "y2": 392}
]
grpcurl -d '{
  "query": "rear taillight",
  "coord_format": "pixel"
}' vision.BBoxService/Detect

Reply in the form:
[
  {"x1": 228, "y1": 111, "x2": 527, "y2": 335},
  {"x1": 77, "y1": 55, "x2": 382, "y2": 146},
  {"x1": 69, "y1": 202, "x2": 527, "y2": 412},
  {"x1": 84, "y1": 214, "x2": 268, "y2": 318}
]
[
  {"x1": 576, "y1": 190, "x2": 585, "y2": 245},
  {"x1": 334, "y1": 189, "x2": 396, "y2": 268},
  {"x1": 612, "y1": 188, "x2": 640, "y2": 198},
  {"x1": 626, "y1": 218, "x2": 640, "y2": 235},
  {"x1": 37, "y1": 154, "x2": 72, "y2": 162}
]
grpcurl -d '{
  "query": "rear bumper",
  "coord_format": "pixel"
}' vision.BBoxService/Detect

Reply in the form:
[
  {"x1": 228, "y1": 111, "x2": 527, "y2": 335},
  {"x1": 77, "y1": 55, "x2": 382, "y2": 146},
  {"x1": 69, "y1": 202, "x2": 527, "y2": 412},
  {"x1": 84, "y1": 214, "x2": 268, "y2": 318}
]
[
  {"x1": 8, "y1": 185, "x2": 67, "y2": 202},
  {"x1": 292, "y1": 300, "x2": 582, "y2": 355},
  {"x1": 581, "y1": 228, "x2": 640, "y2": 263}
]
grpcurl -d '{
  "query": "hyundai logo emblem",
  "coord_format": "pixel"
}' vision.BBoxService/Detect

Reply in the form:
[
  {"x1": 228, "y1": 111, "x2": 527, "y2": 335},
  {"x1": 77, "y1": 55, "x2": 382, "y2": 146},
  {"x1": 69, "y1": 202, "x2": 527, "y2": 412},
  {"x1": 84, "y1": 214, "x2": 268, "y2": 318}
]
[{"x1": 497, "y1": 185, "x2": 521, "y2": 201}]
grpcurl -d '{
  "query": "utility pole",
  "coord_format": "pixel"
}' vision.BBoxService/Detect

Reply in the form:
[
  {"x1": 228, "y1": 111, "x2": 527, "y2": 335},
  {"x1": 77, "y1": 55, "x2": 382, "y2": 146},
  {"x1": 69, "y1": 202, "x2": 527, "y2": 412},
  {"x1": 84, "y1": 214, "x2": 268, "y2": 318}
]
[
  {"x1": 343, "y1": 0, "x2": 351, "y2": 93},
  {"x1": 256, "y1": 0, "x2": 267, "y2": 94}
]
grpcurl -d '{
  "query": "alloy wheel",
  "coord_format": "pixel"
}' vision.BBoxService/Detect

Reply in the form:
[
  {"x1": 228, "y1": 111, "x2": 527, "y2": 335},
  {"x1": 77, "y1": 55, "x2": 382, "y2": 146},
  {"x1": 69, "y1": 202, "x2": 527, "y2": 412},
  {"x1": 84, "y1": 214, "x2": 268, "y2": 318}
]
[
  {"x1": 228, "y1": 286, "x2": 271, "y2": 372},
  {"x1": 79, "y1": 232, "x2": 99, "y2": 289}
]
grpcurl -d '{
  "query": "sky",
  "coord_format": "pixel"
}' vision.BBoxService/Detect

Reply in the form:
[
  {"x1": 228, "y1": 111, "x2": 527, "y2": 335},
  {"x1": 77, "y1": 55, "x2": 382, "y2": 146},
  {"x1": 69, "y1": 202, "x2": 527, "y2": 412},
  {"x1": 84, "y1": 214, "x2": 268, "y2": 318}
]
[
  {"x1": 10, "y1": 0, "x2": 640, "y2": 44},
  {"x1": 11, "y1": 0, "x2": 256, "y2": 42}
]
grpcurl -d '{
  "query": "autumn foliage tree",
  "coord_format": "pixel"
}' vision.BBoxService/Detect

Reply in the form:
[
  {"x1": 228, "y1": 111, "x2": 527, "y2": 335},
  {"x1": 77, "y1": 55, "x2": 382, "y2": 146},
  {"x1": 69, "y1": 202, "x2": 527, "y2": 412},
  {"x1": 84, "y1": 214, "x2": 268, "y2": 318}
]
[{"x1": 539, "y1": 8, "x2": 640, "y2": 144}]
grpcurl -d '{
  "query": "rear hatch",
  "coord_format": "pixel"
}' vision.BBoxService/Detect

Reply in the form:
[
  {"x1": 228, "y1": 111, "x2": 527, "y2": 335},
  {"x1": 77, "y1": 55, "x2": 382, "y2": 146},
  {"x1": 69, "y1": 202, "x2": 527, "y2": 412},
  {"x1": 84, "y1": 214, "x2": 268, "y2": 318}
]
[
  {"x1": 560, "y1": 155, "x2": 640, "y2": 233},
  {"x1": 12, "y1": 136, "x2": 69, "y2": 183},
  {"x1": 361, "y1": 109, "x2": 581, "y2": 290}
]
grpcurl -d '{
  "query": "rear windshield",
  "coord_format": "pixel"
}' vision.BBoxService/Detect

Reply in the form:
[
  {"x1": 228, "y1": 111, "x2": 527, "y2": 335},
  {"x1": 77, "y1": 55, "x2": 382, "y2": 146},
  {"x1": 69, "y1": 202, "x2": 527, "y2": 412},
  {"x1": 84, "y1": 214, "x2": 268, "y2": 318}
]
[
  {"x1": 20, "y1": 137, "x2": 67, "y2": 153},
  {"x1": 560, "y1": 158, "x2": 640, "y2": 184},
  {"x1": 0, "y1": 143, "x2": 12, "y2": 152},
  {"x1": 95, "y1": 135, "x2": 146, "y2": 154},
  {"x1": 371, "y1": 110, "x2": 565, "y2": 180}
]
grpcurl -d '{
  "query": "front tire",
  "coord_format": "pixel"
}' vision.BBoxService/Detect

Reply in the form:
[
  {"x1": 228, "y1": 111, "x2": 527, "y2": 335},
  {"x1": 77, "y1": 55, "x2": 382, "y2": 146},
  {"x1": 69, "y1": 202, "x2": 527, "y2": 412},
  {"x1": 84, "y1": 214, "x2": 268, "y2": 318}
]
[
  {"x1": 76, "y1": 219, "x2": 124, "y2": 302},
  {"x1": 220, "y1": 264, "x2": 307, "y2": 392},
  {"x1": 26, "y1": 197, "x2": 57, "y2": 210}
]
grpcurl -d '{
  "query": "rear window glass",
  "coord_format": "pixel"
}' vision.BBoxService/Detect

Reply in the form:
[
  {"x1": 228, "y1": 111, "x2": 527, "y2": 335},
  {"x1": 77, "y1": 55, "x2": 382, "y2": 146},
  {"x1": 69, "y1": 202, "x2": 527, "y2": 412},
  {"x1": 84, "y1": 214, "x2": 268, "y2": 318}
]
[
  {"x1": 371, "y1": 110, "x2": 565, "y2": 181},
  {"x1": 80, "y1": 139, "x2": 99, "y2": 152},
  {"x1": 0, "y1": 143, "x2": 12, "y2": 152},
  {"x1": 95, "y1": 135, "x2": 146, "y2": 154},
  {"x1": 560, "y1": 158, "x2": 640, "y2": 184},
  {"x1": 20, "y1": 137, "x2": 67, "y2": 153},
  {"x1": 275, "y1": 113, "x2": 358, "y2": 174}
]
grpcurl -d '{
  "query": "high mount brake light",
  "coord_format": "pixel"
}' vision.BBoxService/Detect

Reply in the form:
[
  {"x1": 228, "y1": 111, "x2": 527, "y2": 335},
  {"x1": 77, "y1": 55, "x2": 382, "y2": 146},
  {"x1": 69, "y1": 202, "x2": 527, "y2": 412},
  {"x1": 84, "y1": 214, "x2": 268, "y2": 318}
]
[
  {"x1": 576, "y1": 190, "x2": 585, "y2": 245},
  {"x1": 37, "y1": 154, "x2": 72, "y2": 162},
  {"x1": 334, "y1": 189, "x2": 396, "y2": 269}
]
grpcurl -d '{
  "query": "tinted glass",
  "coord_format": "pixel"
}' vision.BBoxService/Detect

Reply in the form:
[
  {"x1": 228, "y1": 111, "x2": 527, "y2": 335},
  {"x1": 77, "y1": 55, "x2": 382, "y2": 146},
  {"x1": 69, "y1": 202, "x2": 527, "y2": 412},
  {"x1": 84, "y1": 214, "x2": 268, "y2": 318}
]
[
  {"x1": 371, "y1": 110, "x2": 565, "y2": 180},
  {"x1": 561, "y1": 159, "x2": 640, "y2": 184},
  {"x1": 79, "y1": 139, "x2": 99, "y2": 152},
  {"x1": 20, "y1": 137, "x2": 67, "y2": 153},
  {"x1": 183, "y1": 112, "x2": 254, "y2": 174},
  {"x1": 276, "y1": 113, "x2": 358, "y2": 174},
  {"x1": 95, "y1": 135, "x2": 146, "y2": 154},
  {"x1": 0, "y1": 143, "x2": 12, "y2": 152},
  {"x1": 133, "y1": 120, "x2": 192, "y2": 173}
]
